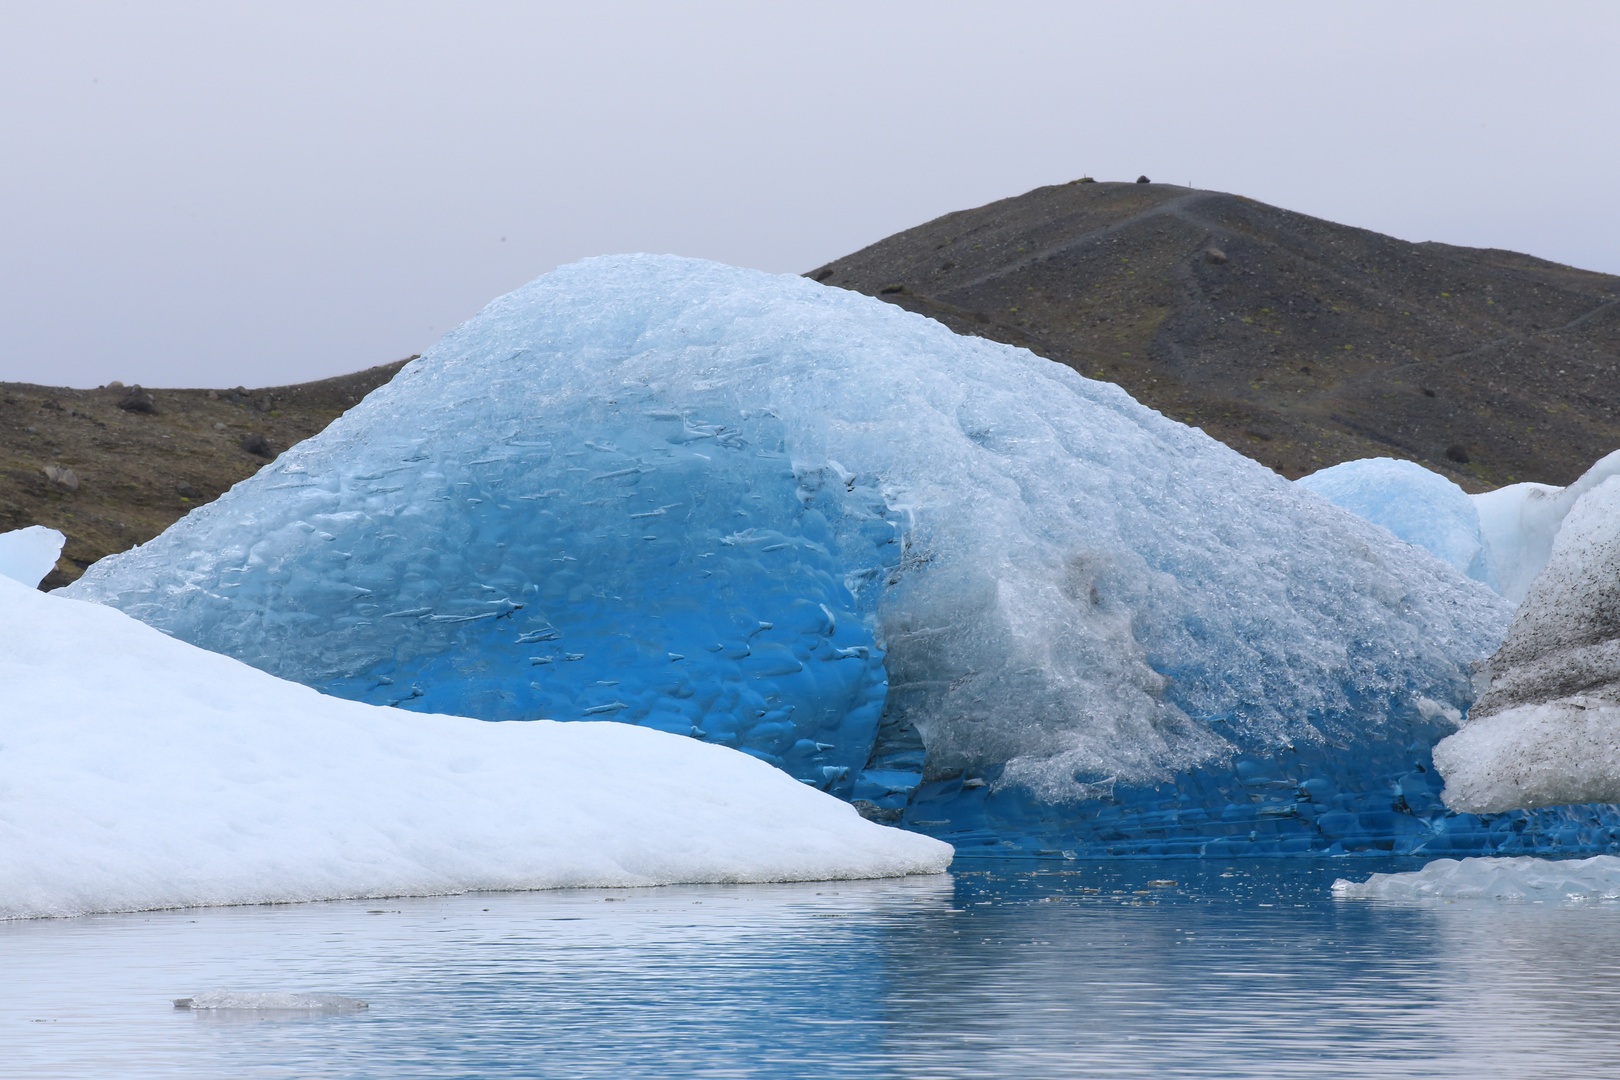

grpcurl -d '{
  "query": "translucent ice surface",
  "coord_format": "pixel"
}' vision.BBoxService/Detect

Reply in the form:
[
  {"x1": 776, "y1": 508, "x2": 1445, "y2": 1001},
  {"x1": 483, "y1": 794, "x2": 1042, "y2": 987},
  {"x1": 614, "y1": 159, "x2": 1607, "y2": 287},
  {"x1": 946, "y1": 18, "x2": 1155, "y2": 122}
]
[
  {"x1": 0, "y1": 526, "x2": 63, "y2": 588},
  {"x1": 1296, "y1": 458, "x2": 1492, "y2": 586},
  {"x1": 0, "y1": 573, "x2": 949, "y2": 919},
  {"x1": 1333, "y1": 855, "x2": 1620, "y2": 901},
  {"x1": 1471, "y1": 449, "x2": 1620, "y2": 605},
  {"x1": 66, "y1": 255, "x2": 1616, "y2": 856}
]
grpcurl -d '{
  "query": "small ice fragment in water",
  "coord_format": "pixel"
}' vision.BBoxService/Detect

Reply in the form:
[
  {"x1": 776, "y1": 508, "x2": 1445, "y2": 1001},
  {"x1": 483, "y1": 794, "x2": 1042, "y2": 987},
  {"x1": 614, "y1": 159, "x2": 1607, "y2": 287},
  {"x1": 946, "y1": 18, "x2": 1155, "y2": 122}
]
[
  {"x1": 173, "y1": 991, "x2": 368, "y2": 1011},
  {"x1": 1331, "y1": 855, "x2": 1620, "y2": 900}
]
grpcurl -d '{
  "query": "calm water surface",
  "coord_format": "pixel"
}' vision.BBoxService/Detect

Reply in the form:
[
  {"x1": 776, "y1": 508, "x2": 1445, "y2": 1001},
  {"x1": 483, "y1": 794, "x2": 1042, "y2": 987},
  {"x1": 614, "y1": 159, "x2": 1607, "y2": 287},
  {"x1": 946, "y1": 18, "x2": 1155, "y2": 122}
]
[{"x1": 5, "y1": 858, "x2": 1619, "y2": 1079}]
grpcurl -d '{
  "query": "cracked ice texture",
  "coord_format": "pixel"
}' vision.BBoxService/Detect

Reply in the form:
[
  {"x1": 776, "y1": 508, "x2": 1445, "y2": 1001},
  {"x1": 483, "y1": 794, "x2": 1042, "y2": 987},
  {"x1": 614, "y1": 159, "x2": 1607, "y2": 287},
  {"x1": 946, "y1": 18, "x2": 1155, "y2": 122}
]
[{"x1": 67, "y1": 256, "x2": 1514, "y2": 839}]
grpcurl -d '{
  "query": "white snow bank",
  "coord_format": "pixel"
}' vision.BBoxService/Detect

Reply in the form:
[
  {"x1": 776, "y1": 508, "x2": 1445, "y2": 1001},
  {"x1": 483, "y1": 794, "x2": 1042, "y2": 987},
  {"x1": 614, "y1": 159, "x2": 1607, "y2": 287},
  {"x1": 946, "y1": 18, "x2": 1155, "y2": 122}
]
[
  {"x1": 1472, "y1": 448, "x2": 1620, "y2": 604},
  {"x1": 1332, "y1": 855, "x2": 1620, "y2": 901},
  {"x1": 1435, "y1": 475, "x2": 1620, "y2": 812},
  {"x1": 0, "y1": 526, "x2": 63, "y2": 588},
  {"x1": 0, "y1": 573, "x2": 950, "y2": 920}
]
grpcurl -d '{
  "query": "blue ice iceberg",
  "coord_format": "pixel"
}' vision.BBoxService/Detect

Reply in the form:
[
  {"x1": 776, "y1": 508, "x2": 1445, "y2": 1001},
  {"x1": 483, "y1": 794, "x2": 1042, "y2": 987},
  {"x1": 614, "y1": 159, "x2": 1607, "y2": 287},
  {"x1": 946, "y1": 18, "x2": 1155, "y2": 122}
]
[
  {"x1": 1296, "y1": 452, "x2": 1620, "y2": 606},
  {"x1": 1296, "y1": 458, "x2": 1493, "y2": 587},
  {"x1": 65, "y1": 256, "x2": 1620, "y2": 857}
]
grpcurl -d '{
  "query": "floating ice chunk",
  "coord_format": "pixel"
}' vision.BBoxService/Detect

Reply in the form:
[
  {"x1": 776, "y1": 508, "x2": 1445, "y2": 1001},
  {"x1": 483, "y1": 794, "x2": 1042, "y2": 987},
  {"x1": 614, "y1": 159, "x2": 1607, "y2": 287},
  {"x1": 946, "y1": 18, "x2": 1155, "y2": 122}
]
[
  {"x1": 1471, "y1": 449, "x2": 1620, "y2": 604},
  {"x1": 1297, "y1": 458, "x2": 1492, "y2": 586},
  {"x1": 1436, "y1": 475, "x2": 1620, "y2": 812},
  {"x1": 65, "y1": 255, "x2": 1530, "y2": 855},
  {"x1": 0, "y1": 573, "x2": 950, "y2": 920},
  {"x1": 0, "y1": 526, "x2": 63, "y2": 588},
  {"x1": 174, "y1": 992, "x2": 367, "y2": 1011},
  {"x1": 1332, "y1": 855, "x2": 1620, "y2": 901}
]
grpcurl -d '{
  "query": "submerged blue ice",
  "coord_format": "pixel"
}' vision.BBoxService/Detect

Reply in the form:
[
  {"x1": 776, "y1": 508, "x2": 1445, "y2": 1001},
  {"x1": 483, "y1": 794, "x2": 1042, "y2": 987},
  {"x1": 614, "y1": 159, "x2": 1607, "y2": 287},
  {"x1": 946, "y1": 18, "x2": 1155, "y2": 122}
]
[
  {"x1": 65, "y1": 256, "x2": 1620, "y2": 857},
  {"x1": 1297, "y1": 458, "x2": 1494, "y2": 588}
]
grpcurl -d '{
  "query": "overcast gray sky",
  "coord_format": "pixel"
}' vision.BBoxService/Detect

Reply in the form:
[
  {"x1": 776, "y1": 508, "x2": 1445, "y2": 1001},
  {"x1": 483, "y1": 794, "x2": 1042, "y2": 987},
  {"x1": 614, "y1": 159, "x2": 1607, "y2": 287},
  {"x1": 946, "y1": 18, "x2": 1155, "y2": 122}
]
[{"x1": 2, "y1": 1, "x2": 1617, "y2": 389}]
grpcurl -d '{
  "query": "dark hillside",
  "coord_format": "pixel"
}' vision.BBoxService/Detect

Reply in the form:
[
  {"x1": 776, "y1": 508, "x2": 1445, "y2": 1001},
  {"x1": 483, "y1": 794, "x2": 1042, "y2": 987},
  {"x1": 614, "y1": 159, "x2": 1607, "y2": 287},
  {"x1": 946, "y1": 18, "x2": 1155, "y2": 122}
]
[{"x1": 811, "y1": 181, "x2": 1620, "y2": 489}]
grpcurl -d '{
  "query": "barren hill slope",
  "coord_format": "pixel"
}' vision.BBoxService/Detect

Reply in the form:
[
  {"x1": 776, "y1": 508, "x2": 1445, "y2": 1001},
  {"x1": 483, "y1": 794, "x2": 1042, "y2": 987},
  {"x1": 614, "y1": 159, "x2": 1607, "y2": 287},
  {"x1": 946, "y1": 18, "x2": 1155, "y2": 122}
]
[{"x1": 811, "y1": 180, "x2": 1620, "y2": 489}]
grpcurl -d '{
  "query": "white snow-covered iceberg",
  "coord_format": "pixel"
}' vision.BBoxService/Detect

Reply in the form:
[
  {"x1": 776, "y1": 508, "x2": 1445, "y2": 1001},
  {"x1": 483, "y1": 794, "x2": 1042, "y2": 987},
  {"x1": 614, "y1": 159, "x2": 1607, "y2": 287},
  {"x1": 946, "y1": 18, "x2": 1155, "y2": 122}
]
[
  {"x1": 66, "y1": 255, "x2": 1597, "y2": 858},
  {"x1": 1435, "y1": 475, "x2": 1620, "y2": 813},
  {"x1": 1333, "y1": 855, "x2": 1620, "y2": 901},
  {"x1": 1472, "y1": 450, "x2": 1620, "y2": 604},
  {"x1": 0, "y1": 570, "x2": 950, "y2": 920},
  {"x1": 0, "y1": 525, "x2": 64, "y2": 588}
]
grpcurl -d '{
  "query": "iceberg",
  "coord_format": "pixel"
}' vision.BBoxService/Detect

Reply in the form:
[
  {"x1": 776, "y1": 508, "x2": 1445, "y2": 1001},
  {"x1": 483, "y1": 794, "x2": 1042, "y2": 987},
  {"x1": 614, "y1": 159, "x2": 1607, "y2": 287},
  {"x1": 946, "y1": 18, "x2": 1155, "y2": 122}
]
[
  {"x1": 1296, "y1": 458, "x2": 1493, "y2": 586},
  {"x1": 0, "y1": 571, "x2": 949, "y2": 920},
  {"x1": 1472, "y1": 450, "x2": 1620, "y2": 605},
  {"x1": 1435, "y1": 475, "x2": 1620, "y2": 813},
  {"x1": 1301, "y1": 450, "x2": 1620, "y2": 605},
  {"x1": 1333, "y1": 855, "x2": 1620, "y2": 901},
  {"x1": 0, "y1": 525, "x2": 64, "y2": 589},
  {"x1": 63, "y1": 255, "x2": 1616, "y2": 857}
]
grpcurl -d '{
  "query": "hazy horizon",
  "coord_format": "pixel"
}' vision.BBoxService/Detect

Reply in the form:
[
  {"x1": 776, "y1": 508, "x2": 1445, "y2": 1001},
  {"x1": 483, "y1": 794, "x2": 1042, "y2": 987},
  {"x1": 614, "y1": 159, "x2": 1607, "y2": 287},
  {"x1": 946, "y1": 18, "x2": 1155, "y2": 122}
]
[{"x1": 3, "y1": 1, "x2": 1617, "y2": 389}]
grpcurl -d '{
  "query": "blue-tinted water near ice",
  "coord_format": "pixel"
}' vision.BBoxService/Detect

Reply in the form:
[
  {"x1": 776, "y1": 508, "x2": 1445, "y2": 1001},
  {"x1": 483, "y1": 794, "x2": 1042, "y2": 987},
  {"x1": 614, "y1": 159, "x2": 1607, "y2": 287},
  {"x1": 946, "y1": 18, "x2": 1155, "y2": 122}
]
[
  {"x1": 904, "y1": 732, "x2": 1620, "y2": 859},
  {"x1": 64, "y1": 255, "x2": 1620, "y2": 856},
  {"x1": 8, "y1": 862, "x2": 1620, "y2": 1080}
]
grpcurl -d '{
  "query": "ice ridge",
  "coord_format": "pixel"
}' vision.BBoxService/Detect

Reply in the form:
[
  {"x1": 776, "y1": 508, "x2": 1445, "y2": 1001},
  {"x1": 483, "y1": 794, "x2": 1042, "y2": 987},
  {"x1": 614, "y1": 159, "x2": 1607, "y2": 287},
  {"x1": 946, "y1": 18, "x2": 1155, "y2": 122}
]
[
  {"x1": 1333, "y1": 855, "x2": 1620, "y2": 901},
  {"x1": 1300, "y1": 450, "x2": 1620, "y2": 605}
]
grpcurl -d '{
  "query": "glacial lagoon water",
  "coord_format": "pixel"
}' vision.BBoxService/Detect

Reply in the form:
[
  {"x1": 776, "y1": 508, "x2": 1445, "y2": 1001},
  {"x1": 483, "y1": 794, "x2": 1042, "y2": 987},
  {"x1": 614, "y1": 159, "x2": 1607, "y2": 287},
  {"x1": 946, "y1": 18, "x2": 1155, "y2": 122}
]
[{"x1": 7, "y1": 859, "x2": 1620, "y2": 1080}]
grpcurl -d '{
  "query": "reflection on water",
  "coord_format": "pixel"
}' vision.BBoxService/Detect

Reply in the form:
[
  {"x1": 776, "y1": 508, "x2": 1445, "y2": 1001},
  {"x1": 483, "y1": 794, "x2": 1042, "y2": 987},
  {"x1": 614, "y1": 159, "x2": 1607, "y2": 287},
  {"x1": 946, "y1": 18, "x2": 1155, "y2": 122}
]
[{"x1": 5, "y1": 859, "x2": 1620, "y2": 1079}]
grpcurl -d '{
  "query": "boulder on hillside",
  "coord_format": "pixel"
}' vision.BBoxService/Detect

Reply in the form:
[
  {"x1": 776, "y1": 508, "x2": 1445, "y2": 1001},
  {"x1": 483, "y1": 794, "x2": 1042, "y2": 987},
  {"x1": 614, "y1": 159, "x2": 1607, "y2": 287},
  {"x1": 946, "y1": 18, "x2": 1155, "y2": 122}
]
[{"x1": 117, "y1": 385, "x2": 157, "y2": 414}]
